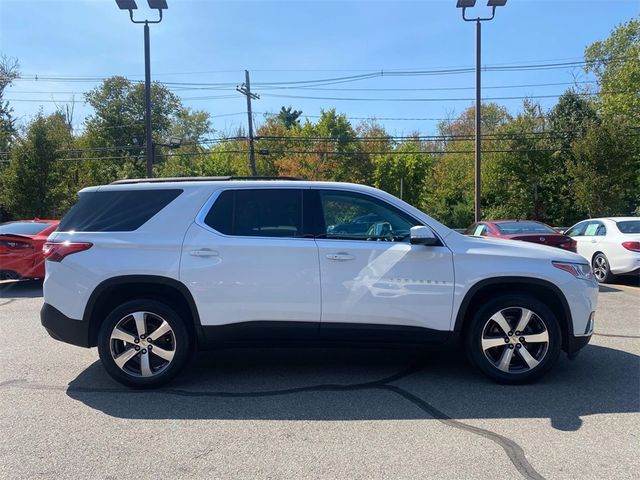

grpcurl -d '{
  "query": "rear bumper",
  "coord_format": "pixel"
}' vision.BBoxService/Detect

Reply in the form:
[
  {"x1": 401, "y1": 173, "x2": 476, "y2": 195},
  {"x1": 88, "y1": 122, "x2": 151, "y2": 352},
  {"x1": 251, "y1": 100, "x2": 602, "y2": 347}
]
[{"x1": 41, "y1": 303, "x2": 91, "y2": 348}]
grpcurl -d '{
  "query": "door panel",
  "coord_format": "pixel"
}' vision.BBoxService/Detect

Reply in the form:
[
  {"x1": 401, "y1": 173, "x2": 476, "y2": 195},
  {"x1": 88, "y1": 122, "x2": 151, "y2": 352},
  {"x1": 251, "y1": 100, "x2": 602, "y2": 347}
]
[
  {"x1": 313, "y1": 189, "x2": 455, "y2": 334},
  {"x1": 181, "y1": 223, "x2": 321, "y2": 327},
  {"x1": 316, "y1": 240, "x2": 455, "y2": 331},
  {"x1": 180, "y1": 188, "x2": 321, "y2": 331}
]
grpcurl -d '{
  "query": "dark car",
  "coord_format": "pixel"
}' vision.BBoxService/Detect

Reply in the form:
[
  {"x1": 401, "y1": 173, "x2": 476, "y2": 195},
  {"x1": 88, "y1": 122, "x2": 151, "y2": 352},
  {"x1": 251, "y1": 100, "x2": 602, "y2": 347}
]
[
  {"x1": 465, "y1": 220, "x2": 577, "y2": 252},
  {"x1": 0, "y1": 219, "x2": 60, "y2": 280}
]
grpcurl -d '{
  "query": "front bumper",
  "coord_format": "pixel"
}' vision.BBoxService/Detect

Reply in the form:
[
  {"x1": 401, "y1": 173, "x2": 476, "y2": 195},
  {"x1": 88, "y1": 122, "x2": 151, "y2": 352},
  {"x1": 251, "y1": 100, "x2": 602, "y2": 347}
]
[
  {"x1": 566, "y1": 333, "x2": 592, "y2": 359},
  {"x1": 41, "y1": 303, "x2": 91, "y2": 348}
]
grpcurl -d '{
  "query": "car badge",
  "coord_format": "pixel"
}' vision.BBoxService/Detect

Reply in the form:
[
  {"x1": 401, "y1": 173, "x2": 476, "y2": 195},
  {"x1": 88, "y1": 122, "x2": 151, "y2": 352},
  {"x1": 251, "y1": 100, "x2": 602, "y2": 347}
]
[{"x1": 540, "y1": 237, "x2": 545, "y2": 241}]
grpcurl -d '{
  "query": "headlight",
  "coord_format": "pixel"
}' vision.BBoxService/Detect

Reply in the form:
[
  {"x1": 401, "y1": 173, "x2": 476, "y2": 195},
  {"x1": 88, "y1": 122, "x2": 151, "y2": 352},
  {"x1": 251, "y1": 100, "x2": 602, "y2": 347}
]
[{"x1": 553, "y1": 261, "x2": 594, "y2": 280}]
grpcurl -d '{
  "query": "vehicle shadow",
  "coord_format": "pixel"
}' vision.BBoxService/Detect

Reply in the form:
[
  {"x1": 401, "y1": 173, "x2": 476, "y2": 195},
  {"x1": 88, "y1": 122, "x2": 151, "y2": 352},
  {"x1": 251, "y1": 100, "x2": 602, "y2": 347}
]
[
  {"x1": 66, "y1": 344, "x2": 639, "y2": 431},
  {"x1": 0, "y1": 280, "x2": 43, "y2": 299}
]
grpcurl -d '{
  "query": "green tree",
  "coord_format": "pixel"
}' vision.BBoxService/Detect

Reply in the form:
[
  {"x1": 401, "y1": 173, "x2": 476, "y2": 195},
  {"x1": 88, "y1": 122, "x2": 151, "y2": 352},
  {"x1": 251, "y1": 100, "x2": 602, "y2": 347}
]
[
  {"x1": 79, "y1": 76, "x2": 209, "y2": 183},
  {"x1": 422, "y1": 103, "x2": 510, "y2": 227},
  {"x1": 569, "y1": 122, "x2": 638, "y2": 217},
  {"x1": 545, "y1": 91, "x2": 600, "y2": 224},
  {"x1": 585, "y1": 18, "x2": 640, "y2": 122},
  {"x1": 0, "y1": 56, "x2": 19, "y2": 153},
  {"x1": 373, "y1": 138, "x2": 433, "y2": 207},
  {"x1": 484, "y1": 101, "x2": 556, "y2": 222},
  {"x1": 275, "y1": 106, "x2": 302, "y2": 129},
  {"x1": 0, "y1": 112, "x2": 73, "y2": 218}
]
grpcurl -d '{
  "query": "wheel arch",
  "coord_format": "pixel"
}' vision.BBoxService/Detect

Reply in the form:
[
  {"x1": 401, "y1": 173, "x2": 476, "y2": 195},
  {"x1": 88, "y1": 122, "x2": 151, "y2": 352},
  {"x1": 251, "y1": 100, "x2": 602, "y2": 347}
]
[
  {"x1": 453, "y1": 277, "x2": 574, "y2": 352},
  {"x1": 84, "y1": 275, "x2": 203, "y2": 348}
]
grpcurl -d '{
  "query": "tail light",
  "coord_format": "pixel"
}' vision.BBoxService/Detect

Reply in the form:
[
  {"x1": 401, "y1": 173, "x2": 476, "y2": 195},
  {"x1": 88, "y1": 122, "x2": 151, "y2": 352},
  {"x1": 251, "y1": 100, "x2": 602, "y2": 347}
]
[
  {"x1": 0, "y1": 239, "x2": 32, "y2": 250},
  {"x1": 558, "y1": 239, "x2": 577, "y2": 252},
  {"x1": 43, "y1": 241, "x2": 93, "y2": 262},
  {"x1": 622, "y1": 241, "x2": 640, "y2": 252}
]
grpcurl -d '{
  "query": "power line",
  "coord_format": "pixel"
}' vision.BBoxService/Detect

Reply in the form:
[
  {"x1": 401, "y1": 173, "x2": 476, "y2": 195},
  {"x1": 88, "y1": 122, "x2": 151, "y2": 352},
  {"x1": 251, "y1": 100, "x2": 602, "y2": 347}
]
[
  {"x1": 5, "y1": 80, "x2": 597, "y2": 96},
  {"x1": 3, "y1": 54, "x2": 633, "y2": 87},
  {"x1": 257, "y1": 91, "x2": 620, "y2": 103}
]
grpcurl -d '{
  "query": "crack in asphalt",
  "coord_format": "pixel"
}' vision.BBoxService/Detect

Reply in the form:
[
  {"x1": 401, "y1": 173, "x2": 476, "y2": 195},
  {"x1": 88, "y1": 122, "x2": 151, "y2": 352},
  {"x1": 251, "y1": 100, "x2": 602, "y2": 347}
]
[
  {"x1": 594, "y1": 332, "x2": 640, "y2": 339},
  {"x1": 0, "y1": 299, "x2": 16, "y2": 306},
  {"x1": 0, "y1": 362, "x2": 545, "y2": 480}
]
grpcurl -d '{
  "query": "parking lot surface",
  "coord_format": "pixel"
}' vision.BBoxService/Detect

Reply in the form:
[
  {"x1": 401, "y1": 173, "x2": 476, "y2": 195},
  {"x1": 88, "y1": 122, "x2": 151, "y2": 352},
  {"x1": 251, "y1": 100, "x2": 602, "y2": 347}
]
[{"x1": 0, "y1": 279, "x2": 638, "y2": 480}]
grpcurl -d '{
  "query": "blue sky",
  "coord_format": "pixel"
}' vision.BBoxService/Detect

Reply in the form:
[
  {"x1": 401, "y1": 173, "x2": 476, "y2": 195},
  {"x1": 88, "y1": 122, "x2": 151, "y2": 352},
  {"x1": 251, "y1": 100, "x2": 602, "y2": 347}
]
[{"x1": 0, "y1": 0, "x2": 637, "y2": 137}]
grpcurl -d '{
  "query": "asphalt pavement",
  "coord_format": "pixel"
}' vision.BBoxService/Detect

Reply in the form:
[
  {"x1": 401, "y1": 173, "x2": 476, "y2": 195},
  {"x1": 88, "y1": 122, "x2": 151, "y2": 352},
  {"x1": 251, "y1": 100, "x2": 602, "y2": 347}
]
[{"x1": 0, "y1": 278, "x2": 638, "y2": 480}]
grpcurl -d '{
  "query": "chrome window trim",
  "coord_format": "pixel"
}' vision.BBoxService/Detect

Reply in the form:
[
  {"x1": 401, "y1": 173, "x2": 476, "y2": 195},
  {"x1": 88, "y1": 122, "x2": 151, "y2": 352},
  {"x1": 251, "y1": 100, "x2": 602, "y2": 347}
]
[{"x1": 194, "y1": 185, "x2": 446, "y2": 246}]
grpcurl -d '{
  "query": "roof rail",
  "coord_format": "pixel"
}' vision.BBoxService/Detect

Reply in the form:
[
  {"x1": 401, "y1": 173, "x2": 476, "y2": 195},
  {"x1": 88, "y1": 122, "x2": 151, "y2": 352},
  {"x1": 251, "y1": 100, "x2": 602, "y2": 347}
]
[{"x1": 110, "y1": 176, "x2": 304, "y2": 185}]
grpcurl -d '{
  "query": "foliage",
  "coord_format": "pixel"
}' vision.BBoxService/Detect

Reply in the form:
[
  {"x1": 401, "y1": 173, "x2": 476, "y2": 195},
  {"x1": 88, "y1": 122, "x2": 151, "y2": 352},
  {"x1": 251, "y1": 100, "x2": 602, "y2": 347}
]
[
  {"x1": 275, "y1": 106, "x2": 303, "y2": 129},
  {"x1": 372, "y1": 138, "x2": 433, "y2": 208},
  {"x1": 0, "y1": 112, "x2": 73, "y2": 218},
  {"x1": 0, "y1": 55, "x2": 19, "y2": 153},
  {"x1": 585, "y1": 18, "x2": 640, "y2": 122},
  {"x1": 569, "y1": 122, "x2": 638, "y2": 217}
]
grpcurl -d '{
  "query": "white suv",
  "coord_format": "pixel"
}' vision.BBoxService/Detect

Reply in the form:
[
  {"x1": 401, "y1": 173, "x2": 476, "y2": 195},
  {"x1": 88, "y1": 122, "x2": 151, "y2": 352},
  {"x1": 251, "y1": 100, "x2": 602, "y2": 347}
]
[{"x1": 41, "y1": 178, "x2": 598, "y2": 388}]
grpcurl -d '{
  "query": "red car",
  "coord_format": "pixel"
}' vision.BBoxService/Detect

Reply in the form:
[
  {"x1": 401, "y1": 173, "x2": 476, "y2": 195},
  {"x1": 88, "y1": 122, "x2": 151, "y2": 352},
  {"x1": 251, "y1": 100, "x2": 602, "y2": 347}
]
[
  {"x1": 465, "y1": 220, "x2": 577, "y2": 252},
  {"x1": 0, "y1": 219, "x2": 59, "y2": 280}
]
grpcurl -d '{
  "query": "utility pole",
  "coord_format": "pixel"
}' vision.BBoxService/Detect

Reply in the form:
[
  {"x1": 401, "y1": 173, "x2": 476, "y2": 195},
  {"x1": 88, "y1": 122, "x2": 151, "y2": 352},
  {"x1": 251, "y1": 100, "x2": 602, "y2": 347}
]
[
  {"x1": 144, "y1": 21, "x2": 153, "y2": 178},
  {"x1": 236, "y1": 70, "x2": 260, "y2": 176},
  {"x1": 474, "y1": 18, "x2": 481, "y2": 222}
]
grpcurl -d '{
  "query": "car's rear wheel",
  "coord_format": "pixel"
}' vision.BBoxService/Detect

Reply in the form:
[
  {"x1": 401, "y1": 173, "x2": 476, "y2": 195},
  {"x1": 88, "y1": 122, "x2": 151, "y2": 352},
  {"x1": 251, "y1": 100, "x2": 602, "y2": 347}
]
[
  {"x1": 97, "y1": 299, "x2": 191, "y2": 388},
  {"x1": 592, "y1": 253, "x2": 614, "y2": 283},
  {"x1": 465, "y1": 295, "x2": 561, "y2": 384}
]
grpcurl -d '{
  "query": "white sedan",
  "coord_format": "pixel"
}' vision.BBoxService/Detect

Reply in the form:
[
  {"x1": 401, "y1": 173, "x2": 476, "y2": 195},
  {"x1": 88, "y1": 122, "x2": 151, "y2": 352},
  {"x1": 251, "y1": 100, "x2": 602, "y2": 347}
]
[{"x1": 565, "y1": 217, "x2": 640, "y2": 283}]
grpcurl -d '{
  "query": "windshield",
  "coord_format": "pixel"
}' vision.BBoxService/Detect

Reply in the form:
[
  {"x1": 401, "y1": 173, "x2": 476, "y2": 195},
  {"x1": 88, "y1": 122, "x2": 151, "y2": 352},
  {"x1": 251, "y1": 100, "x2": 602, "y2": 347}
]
[
  {"x1": 616, "y1": 220, "x2": 640, "y2": 234},
  {"x1": 0, "y1": 222, "x2": 54, "y2": 235},
  {"x1": 495, "y1": 222, "x2": 556, "y2": 235}
]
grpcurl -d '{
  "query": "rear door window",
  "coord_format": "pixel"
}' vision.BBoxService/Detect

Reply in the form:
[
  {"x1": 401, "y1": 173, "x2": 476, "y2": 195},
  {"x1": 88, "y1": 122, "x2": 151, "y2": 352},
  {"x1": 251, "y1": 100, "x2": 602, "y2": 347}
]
[
  {"x1": 204, "y1": 189, "x2": 303, "y2": 238},
  {"x1": 58, "y1": 189, "x2": 182, "y2": 232},
  {"x1": 584, "y1": 221, "x2": 605, "y2": 237}
]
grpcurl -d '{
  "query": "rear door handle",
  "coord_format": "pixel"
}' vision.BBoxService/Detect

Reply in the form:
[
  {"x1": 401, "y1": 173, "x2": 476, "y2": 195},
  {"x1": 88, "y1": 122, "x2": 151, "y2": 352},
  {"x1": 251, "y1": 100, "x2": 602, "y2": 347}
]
[
  {"x1": 326, "y1": 253, "x2": 355, "y2": 261},
  {"x1": 189, "y1": 249, "x2": 219, "y2": 257}
]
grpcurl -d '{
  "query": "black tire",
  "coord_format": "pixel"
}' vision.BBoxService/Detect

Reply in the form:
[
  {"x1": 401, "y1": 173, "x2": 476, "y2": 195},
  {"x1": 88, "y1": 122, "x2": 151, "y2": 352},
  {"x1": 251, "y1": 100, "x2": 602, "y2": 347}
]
[
  {"x1": 592, "y1": 253, "x2": 615, "y2": 284},
  {"x1": 465, "y1": 294, "x2": 562, "y2": 384},
  {"x1": 97, "y1": 299, "x2": 191, "y2": 388}
]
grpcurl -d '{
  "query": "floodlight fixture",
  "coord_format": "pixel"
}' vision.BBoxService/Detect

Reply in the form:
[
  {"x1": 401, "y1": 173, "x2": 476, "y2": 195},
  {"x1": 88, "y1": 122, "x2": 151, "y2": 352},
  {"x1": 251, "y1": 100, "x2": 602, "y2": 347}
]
[
  {"x1": 115, "y1": 0, "x2": 138, "y2": 10},
  {"x1": 147, "y1": 0, "x2": 168, "y2": 9},
  {"x1": 167, "y1": 136, "x2": 182, "y2": 148},
  {"x1": 487, "y1": 0, "x2": 507, "y2": 6},
  {"x1": 456, "y1": 0, "x2": 476, "y2": 7}
]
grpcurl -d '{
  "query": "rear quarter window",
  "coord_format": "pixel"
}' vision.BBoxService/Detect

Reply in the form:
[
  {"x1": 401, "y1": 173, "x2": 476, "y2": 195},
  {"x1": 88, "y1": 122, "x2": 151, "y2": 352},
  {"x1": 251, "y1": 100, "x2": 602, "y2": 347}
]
[{"x1": 58, "y1": 189, "x2": 182, "y2": 232}]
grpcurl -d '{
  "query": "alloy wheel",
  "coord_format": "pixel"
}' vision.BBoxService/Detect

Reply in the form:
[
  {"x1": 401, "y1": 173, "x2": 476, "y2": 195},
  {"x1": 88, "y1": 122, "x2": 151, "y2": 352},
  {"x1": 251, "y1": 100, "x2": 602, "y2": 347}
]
[
  {"x1": 481, "y1": 307, "x2": 550, "y2": 374},
  {"x1": 592, "y1": 255, "x2": 608, "y2": 282},
  {"x1": 109, "y1": 311, "x2": 176, "y2": 377}
]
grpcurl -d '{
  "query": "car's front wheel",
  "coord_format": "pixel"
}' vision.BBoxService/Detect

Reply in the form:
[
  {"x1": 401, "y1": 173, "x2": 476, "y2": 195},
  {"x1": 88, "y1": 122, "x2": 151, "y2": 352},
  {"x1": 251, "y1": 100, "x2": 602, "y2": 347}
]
[
  {"x1": 97, "y1": 299, "x2": 191, "y2": 388},
  {"x1": 465, "y1": 295, "x2": 561, "y2": 384}
]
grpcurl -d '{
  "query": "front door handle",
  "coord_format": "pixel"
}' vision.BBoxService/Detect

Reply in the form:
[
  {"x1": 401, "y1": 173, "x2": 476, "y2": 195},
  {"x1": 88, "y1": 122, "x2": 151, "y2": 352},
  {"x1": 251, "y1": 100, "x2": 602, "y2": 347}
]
[
  {"x1": 326, "y1": 253, "x2": 355, "y2": 261},
  {"x1": 189, "y1": 249, "x2": 219, "y2": 257}
]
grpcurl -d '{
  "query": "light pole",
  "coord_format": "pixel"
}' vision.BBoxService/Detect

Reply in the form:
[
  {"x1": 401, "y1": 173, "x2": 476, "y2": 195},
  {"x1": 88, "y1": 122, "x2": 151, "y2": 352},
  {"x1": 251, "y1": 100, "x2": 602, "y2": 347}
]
[
  {"x1": 456, "y1": 0, "x2": 507, "y2": 222},
  {"x1": 115, "y1": 0, "x2": 168, "y2": 178}
]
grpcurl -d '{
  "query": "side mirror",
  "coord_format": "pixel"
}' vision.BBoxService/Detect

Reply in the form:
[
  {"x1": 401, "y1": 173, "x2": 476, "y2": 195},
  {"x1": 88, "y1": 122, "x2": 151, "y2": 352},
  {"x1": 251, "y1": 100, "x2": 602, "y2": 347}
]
[{"x1": 410, "y1": 226, "x2": 439, "y2": 246}]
